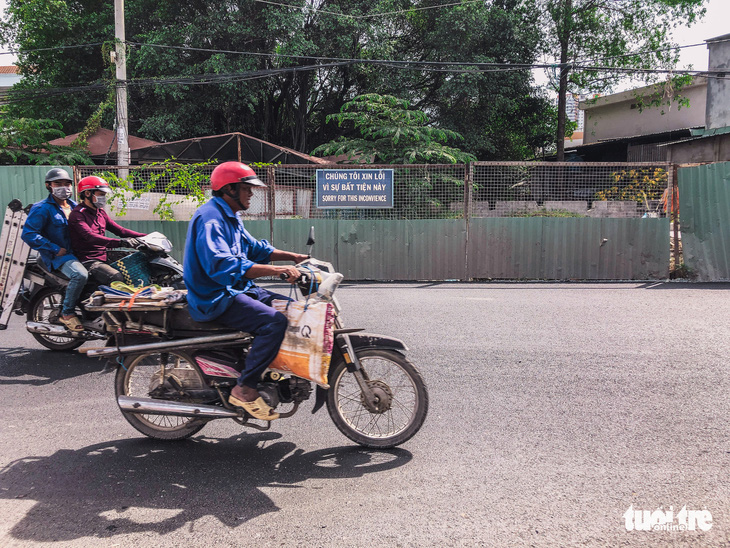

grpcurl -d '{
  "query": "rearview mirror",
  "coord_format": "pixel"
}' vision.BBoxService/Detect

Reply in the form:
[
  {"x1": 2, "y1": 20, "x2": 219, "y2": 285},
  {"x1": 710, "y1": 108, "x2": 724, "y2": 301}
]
[{"x1": 306, "y1": 226, "x2": 315, "y2": 247}]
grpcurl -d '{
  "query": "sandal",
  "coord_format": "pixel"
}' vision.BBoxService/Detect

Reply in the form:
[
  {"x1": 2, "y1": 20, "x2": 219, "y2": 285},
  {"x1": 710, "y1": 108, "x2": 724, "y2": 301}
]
[
  {"x1": 229, "y1": 394, "x2": 279, "y2": 421},
  {"x1": 59, "y1": 315, "x2": 84, "y2": 332}
]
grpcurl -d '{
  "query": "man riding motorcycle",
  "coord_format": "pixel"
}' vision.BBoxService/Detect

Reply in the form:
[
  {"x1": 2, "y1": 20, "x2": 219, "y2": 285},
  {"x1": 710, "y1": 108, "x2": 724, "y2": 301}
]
[
  {"x1": 68, "y1": 176, "x2": 147, "y2": 286},
  {"x1": 21, "y1": 168, "x2": 88, "y2": 332},
  {"x1": 183, "y1": 162, "x2": 308, "y2": 421}
]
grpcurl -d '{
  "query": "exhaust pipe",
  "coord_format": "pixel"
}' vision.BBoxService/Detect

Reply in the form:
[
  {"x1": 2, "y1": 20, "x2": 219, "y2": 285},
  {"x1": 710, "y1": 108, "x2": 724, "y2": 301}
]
[
  {"x1": 118, "y1": 395, "x2": 239, "y2": 419},
  {"x1": 26, "y1": 321, "x2": 106, "y2": 340},
  {"x1": 26, "y1": 321, "x2": 82, "y2": 337}
]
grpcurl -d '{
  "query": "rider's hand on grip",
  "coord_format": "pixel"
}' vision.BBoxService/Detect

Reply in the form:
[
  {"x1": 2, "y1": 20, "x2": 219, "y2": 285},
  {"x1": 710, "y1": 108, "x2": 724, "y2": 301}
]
[
  {"x1": 120, "y1": 238, "x2": 142, "y2": 249},
  {"x1": 279, "y1": 265, "x2": 301, "y2": 283}
]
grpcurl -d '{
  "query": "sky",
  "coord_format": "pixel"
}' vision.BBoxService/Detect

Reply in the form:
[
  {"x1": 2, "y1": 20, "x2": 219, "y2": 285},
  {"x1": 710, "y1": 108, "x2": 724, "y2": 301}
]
[{"x1": 1, "y1": 0, "x2": 728, "y2": 82}]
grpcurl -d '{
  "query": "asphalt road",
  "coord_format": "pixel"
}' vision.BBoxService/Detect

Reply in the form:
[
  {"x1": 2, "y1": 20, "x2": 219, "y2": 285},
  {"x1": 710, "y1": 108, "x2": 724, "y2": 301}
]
[{"x1": 1, "y1": 282, "x2": 729, "y2": 547}]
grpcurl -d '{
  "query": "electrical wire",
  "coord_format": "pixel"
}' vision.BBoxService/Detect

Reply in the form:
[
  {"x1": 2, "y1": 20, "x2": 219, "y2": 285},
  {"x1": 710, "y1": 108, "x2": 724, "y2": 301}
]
[
  {"x1": 251, "y1": 0, "x2": 484, "y2": 19},
  {"x1": 3, "y1": 38, "x2": 728, "y2": 107},
  {"x1": 0, "y1": 42, "x2": 105, "y2": 55}
]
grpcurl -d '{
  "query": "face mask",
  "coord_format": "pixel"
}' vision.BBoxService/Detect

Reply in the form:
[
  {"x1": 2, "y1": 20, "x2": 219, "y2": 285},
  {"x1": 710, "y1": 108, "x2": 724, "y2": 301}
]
[
  {"x1": 52, "y1": 186, "x2": 72, "y2": 200},
  {"x1": 93, "y1": 195, "x2": 107, "y2": 208}
]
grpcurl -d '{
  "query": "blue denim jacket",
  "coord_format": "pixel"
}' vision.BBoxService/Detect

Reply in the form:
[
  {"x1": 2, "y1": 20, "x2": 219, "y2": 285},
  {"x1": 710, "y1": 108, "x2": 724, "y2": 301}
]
[
  {"x1": 22, "y1": 194, "x2": 79, "y2": 270},
  {"x1": 183, "y1": 197, "x2": 275, "y2": 322}
]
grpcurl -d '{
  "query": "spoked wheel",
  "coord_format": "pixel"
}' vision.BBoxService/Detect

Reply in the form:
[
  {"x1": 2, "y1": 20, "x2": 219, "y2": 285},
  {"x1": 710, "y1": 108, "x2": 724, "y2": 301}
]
[
  {"x1": 327, "y1": 349, "x2": 428, "y2": 449},
  {"x1": 115, "y1": 350, "x2": 208, "y2": 440},
  {"x1": 27, "y1": 288, "x2": 84, "y2": 351}
]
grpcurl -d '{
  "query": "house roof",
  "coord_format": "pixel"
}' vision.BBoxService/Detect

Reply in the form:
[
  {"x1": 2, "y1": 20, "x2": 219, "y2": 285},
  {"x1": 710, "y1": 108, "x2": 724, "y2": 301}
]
[
  {"x1": 579, "y1": 78, "x2": 708, "y2": 110},
  {"x1": 707, "y1": 33, "x2": 730, "y2": 43},
  {"x1": 48, "y1": 127, "x2": 160, "y2": 157},
  {"x1": 130, "y1": 132, "x2": 328, "y2": 165},
  {"x1": 565, "y1": 127, "x2": 698, "y2": 152},
  {"x1": 657, "y1": 125, "x2": 730, "y2": 148},
  {"x1": 0, "y1": 66, "x2": 19, "y2": 74}
]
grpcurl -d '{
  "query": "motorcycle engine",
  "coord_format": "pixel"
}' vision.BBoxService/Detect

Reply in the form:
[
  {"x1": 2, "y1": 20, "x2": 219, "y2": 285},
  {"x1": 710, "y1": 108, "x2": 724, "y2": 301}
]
[
  {"x1": 257, "y1": 377, "x2": 312, "y2": 408},
  {"x1": 257, "y1": 382, "x2": 281, "y2": 408}
]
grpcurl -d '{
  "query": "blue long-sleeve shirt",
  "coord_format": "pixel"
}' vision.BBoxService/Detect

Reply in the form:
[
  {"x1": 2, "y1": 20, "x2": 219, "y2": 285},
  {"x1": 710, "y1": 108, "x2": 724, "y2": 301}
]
[
  {"x1": 21, "y1": 194, "x2": 79, "y2": 270},
  {"x1": 183, "y1": 197, "x2": 274, "y2": 322}
]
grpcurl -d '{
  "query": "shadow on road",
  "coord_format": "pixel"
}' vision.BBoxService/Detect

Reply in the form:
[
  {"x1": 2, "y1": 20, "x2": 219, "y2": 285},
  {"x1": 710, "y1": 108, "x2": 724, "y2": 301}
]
[
  {"x1": 0, "y1": 435, "x2": 412, "y2": 541},
  {"x1": 0, "y1": 346, "x2": 106, "y2": 386},
  {"x1": 637, "y1": 282, "x2": 730, "y2": 290}
]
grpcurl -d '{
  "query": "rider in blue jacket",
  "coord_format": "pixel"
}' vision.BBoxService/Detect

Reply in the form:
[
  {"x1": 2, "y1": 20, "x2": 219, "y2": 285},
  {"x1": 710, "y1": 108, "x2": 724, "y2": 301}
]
[
  {"x1": 184, "y1": 162, "x2": 308, "y2": 421},
  {"x1": 22, "y1": 168, "x2": 88, "y2": 332}
]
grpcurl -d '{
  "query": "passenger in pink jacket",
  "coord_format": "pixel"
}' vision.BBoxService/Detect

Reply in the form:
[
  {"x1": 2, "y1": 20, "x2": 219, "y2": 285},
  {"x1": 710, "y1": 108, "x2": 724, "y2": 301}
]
[{"x1": 68, "y1": 176, "x2": 146, "y2": 286}]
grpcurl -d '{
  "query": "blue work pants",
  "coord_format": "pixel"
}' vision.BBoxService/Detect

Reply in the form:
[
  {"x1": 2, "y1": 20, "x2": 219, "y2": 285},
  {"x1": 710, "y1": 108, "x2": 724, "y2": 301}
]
[
  {"x1": 216, "y1": 287, "x2": 290, "y2": 389},
  {"x1": 58, "y1": 259, "x2": 89, "y2": 316}
]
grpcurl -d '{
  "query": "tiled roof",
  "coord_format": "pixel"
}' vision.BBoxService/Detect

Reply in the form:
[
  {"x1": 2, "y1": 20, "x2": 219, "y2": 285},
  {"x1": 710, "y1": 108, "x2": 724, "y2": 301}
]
[{"x1": 0, "y1": 66, "x2": 19, "y2": 74}]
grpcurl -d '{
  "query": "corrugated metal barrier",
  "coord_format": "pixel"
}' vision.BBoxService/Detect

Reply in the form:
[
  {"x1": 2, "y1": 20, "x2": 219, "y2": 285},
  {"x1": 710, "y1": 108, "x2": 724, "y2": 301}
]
[
  {"x1": 119, "y1": 218, "x2": 668, "y2": 281},
  {"x1": 0, "y1": 166, "x2": 69, "y2": 210},
  {"x1": 678, "y1": 162, "x2": 730, "y2": 281},
  {"x1": 1, "y1": 165, "x2": 672, "y2": 280},
  {"x1": 467, "y1": 218, "x2": 668, "y2": 280}
]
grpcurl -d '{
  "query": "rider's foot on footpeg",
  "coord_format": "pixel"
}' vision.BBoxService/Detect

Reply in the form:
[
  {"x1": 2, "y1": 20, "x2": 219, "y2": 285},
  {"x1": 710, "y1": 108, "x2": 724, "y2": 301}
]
[{"x1": 229, "y1": 394, "x2": 279, "y2": 421}]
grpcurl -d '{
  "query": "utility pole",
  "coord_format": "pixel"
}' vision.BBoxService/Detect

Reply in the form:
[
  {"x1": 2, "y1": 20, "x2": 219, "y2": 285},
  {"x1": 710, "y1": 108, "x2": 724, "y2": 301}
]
[{"x1": 114, "y1": 0, "x2": 129, "y2": 168}]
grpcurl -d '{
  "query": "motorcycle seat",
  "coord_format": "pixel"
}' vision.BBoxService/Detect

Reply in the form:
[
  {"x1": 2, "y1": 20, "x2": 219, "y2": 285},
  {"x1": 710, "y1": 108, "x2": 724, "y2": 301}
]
[{"x1": 133, "y1": 306, "x2": 241, "y2": 334}]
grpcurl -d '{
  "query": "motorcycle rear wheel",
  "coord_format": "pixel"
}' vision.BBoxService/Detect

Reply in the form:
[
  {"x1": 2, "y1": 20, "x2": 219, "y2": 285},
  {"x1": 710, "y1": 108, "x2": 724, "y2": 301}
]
[
  {"x1": 115, "y1": 350, "x2": 208, "y2": 440},
  {"x1": 27, "y1": 288, "x2": 84, "y2": 351},
  {"x1": 327, "y1": 349, "x2": 428, "y2": 449}
]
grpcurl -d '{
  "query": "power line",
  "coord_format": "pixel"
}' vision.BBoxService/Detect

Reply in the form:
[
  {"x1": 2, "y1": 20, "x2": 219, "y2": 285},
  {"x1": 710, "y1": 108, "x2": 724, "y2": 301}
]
[
  {"x1": 2, "y1": 60, "x2": 724, "y2": 105},
  {"x1": 251, "y1": 0, "x2": 484, "y2": 19},
  {"x1": 0, "y1": 42, "x2": 105, "y2": 56},
  {"x1": 125, "y1": 40, "x2": 729, "y2": 74},
  {"x1": 3, "y1": 43, "x2": 727, "y2": 107}
]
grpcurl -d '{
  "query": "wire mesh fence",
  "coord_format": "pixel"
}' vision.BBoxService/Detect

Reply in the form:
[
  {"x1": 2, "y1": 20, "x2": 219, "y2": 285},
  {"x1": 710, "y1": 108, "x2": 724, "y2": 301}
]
[
  {"x1": 74, "y1": 161, "x2": 673, "y2": 221},
  {"x1": 470, "y1": 162, "x2": 672, "y2": 218}
]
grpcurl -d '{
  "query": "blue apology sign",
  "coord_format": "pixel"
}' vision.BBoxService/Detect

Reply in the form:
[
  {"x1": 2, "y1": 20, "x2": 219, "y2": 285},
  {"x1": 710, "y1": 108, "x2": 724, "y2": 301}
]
[{"x1": 316, "y1": 169, "x2": 394, "y2": 208}]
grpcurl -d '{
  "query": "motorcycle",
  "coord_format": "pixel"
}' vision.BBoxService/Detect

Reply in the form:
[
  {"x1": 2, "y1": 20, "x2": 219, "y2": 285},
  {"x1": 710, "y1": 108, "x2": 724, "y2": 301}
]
[
  {"x1": 85, "y1": 229, "x2": 429, "y2": 449},
  {"x1": 20, "y1": 231, "x2": 184, "y2": 351}
]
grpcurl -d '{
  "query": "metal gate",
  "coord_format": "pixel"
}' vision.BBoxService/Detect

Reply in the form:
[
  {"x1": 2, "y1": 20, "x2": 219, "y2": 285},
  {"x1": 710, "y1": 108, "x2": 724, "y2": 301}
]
[{"x1": 678, "y1": 162, "x2": 730, "y2": 281}]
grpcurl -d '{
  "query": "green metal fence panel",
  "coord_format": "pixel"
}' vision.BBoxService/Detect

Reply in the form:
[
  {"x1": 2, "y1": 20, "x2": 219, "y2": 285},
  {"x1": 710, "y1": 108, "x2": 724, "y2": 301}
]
[
  {"x1": 121, "y1": 220, "x2": 271, "y2": 263},
  {"x1": 467, "y1": 218, "x2": 669, "y2": 280},
  {"x1": 335, "y1": 220, "x2": 466, "y2": 280},
  {"x1": 119, "y1": 217, "x2": 668, "y2": 281},
  {"x1": 271, "y1": 219, "x2": 466, "y2": 280},
  {"x1": 679, "y1": 162, "x2": 730, "y2": 281},
  {"x1": 270, "y1": 219, "x2": 341, "y2": 267},
  {"x1": 0, "y1": 166, "x2": 71, "y2": 210}
]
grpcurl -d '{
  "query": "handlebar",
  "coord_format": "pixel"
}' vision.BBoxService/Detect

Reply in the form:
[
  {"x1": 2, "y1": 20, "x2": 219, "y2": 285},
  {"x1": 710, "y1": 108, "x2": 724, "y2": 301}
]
[{"x1": 279, "y1": 269, "x2": 310, "y2": 283}]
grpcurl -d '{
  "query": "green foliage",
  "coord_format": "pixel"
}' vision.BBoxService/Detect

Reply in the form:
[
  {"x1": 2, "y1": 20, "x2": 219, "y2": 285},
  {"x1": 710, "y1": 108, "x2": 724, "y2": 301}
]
[
  {"x1": 0, "y1": 0, "x2": 556, "y2": 160},
  {"x1": 670, "y1": 262, "x2": 696, "y2": 280},
  {"x1": 0, "y1": 0, "x2": 112, "y2": 131},
  {"x1": 0, "y1": 114, "x2": 92, "y2": 165},
  {"x1": 313, "y1": 94, "x2": 476, "y2": 164},
  {"x1": 100, "y1": 159, "x2": 216, "y2": 220},
  {"x1": 594, "y1": 168, "x2": 668, "y2": 203},
  {"x1": 538, "y1": 0, "x2": 708, "y2": 159}
]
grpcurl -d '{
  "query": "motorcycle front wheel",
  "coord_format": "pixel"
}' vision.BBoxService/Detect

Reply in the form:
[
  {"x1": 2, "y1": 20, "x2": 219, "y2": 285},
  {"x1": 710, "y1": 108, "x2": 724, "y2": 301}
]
[
  {"x1": 327, "y1": 349, "x2": 428, "y2": 449},
  {"x1": 27, "y1": 288, "x2": 84, "y2": 351},
  {"x1": 115, "y1": 350, "x2": 208, "y2": 440}
]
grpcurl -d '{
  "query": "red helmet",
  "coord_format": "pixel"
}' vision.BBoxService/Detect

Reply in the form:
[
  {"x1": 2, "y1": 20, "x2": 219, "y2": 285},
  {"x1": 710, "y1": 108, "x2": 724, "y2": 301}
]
[
  {"x1": 77, "y1": 176, "x2": 111, "y2": 194},
  {"x1": 210, "y1": 162, "x2": 266, "y2": 191}
]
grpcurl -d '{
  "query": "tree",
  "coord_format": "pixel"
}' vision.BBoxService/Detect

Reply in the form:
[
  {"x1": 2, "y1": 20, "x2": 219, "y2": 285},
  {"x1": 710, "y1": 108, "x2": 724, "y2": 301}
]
[
  {"x1": 1, "y1": 0, "x2": 557, "y2": 159},
  {"x1": 0, "y1": 114, "x2": 92, "y2": 165},
  {"x1": 384, "y1": 0, "x2": 557, "y2": 160},
  {"x1": 0, "y1": 0, "x2": 398, "y2": 150},
  {"x1": 313, "y1": 93, "x2": 476, "y2": 164},
  {"x1": 538, "y1": 0, "x2": 707, "y2": 160},
  {"x1": 0, "y1": 0, "x2": 112, "y2": 131}
]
